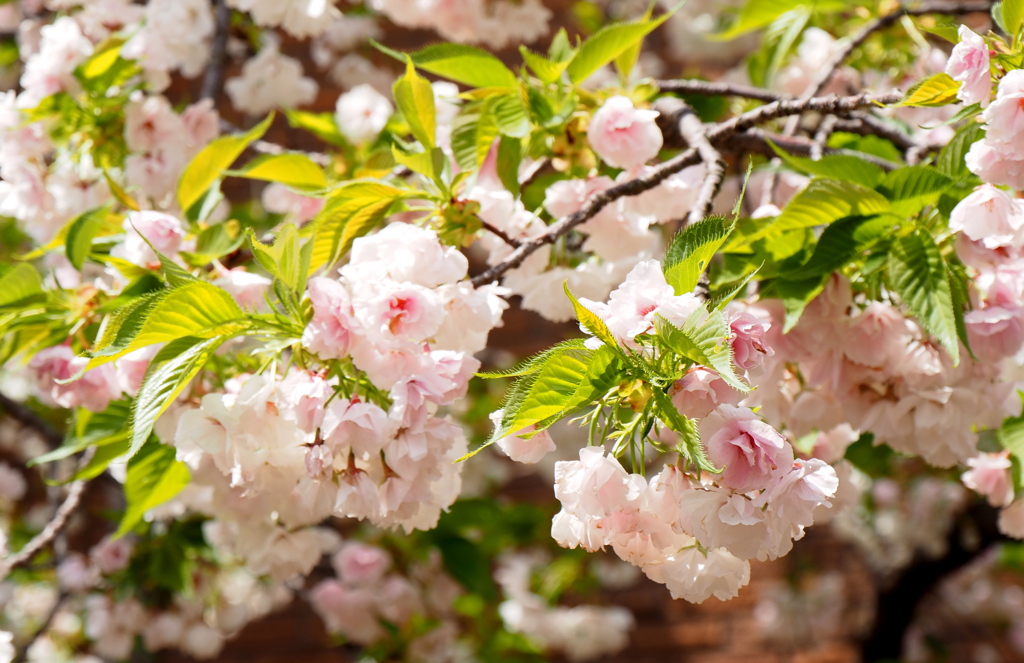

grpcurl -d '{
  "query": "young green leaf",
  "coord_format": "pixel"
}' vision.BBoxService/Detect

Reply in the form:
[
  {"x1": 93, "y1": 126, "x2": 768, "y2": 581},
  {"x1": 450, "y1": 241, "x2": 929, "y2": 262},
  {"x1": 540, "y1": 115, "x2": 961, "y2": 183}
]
[
  {"x1": 651, "y1": 388, "x2": 716, "y2": 473},
  {"x1": 373, "y1": 41, "x2": 518, "y2": 89},
  {"x1": 393, "y1": 59, "x2": 437, "y2": 148},
  {"x1": 566, "y1": 13, "x2": 673, "y2": 84},
  {"x1": 876, "y1": 165, "x2": 953, "y2": 202},
  {"x1": 766, "y1": 140, "x2": 885, "y2": 188},
  {"x1": 116, "y1": 440, "x2": 191, "y2": 537},
  {"x1": 0, "y1": 263, "x2": 44, "y2": 308},
  {"x1": 178, "y1": 114, "x2": 273, "y2": 212},
  {"x1": 564, "y1": 282, "x2": 618, "y2": 350},
  {"x1": 130, "y1": 336, "x2": 224, "y2": 458},
  {"x1": 886, "y1": 228, "x2": 960, "y2": 365},
  {"x1": 285, "y1": 109, "x2": 350, "y2": 147},
  {"x1": 663, "y1": 216, "x2": 734, "y2": 295},
  {"x1": 937, "y1": 121, "x2": 985, "y2": 180},
  {"x1": 654, "y1": 309, "x2": 749, "y2": 393},
  {"x1": 898, "y1": 72, "x2": 959, "y2": 107},
  {"x1": 308, "y1": 191, "x2": 401, "y2": 273},
  {"x1": 229, "y1": 153, "x2": 328, "y2": 190}
]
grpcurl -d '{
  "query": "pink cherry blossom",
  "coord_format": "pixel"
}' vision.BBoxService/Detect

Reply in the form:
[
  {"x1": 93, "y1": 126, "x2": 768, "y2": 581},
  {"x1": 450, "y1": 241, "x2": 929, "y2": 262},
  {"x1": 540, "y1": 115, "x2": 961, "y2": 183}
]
[
  {"x1": 490, "y1": 410, "x2": 557, "y2": 464},
  {"x1": 332, "y1": 542, "x2": 392, "y2": 586},
  {"x1": 699, "y1": 405, "x2": 793, "y2": 493},
  {"x1": 301, "y1": 277, "x2": 360, "y2": 359},
  {"x1": 728, "y1": 310, "x2": 774, "y2": 373},
  {"x1": 587, "y1": 96, "x2": 663, "y2": 169},
  {"x1": 981, "y1": 69, "x2": 1024, "y2": 149},
  {"x1": 90, "y1": 535, "x2": 133, "y2": 575},
  {"x1": 669, "y1": 367, "x2": 740, "y2": 419},
  {"x1": 113, "y1": 211, "x2": 186, "y2": 268},
  {"x1": 949, "y1": 184, "x2": 1024, "y2": 249},
  {"x1": 962, "y1": 452, "x2": 1015, "y2": 507},
  {"x1": 946, "y1": 26, "x2": 991, "y2": 107}
]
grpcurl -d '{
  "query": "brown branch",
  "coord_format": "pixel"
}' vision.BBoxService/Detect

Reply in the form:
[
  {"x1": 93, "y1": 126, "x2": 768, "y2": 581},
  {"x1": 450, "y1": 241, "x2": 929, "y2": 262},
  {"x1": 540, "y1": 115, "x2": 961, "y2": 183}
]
[
  {"x1": 1, "y1": 449, "x2": 94, "y2": 576},
  {"x1": 811, "y1": 115, "x2": 839, "y2": 161},
  {"x1": 470, "y1": 91, "x2": 898, "y2": 286},
  {"x1": 654, "y1": 79, "x2": 788, "y2": 103},
  {"x1": 200, "y1": 0, "x2": 231, "y2": 101},
  {"x1": 667, "y1": 99, "x2": 727, "y2": 226},
  {"x1": 808, "y1": 0, "x2": 994, "y2": 99},
  {"x1": 13, "y1": 592, "x2": 66, "y2": 663},
  {"x1": 480, "y1": 221, "x2": 522, "y2": 248}
]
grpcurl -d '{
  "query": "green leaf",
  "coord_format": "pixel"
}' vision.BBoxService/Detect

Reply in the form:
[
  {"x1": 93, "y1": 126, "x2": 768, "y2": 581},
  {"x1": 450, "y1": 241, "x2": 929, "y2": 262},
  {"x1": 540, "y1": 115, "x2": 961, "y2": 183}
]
[
  {"x1": 496, "y1": 136, "x2": 523, "y2": 197},
  {"x1": 65, "y1": 208, "x2": 116, "y2": 270},
  {"x1": 248, "y1": 224, "x2": 305, "y2": 293},
  {"x1": 876, "y1": 165, "x2": 953, "y2": 201},
  {"x1": 787, "y1": 215, "x2": 894, "y2": 279},
  {"x1": 0, "y1": 263, "x2": 44, "y2": 308},
  {"x1": 85, "y1": 281, "x2": 247, "y2": 369},
  {"x1": 229, "y1": 153, "x2": 328, "y2": 190},
  {"x1": 391, "y1": 144, "x2": 447, "y2": 182},
  {"x1": 773, "y1": 276, "x2": 826, "y2": 332},
  {"x1": 477, "y1": 338, "x2": 590, "y2": 378},
  {"x1": 178, "y1": 114, "x2": 273, "y2": 212},
  {"x1": 565, "y1": 282, "x2": 618, "y2": 349},
  {"x1": 655, "y1": 308, "x2": 749, "y2": 392},
  {"x1": 567, "y1": 14, "x2": 672, "y2": 84},
  {"x1": 116, "y1": 440, "x2": 191, "y2": 537},
  {"x1": 731, "y1": 179, "x2": 889, "y2": 248},
  {"x1": 520, "y1": 47, "x2": 569, "y2": 84},
  {"x1": 886, "y1": 228, "x2": 960, "y2": 365},
  {"x1": 1003, "y1": 0, "x2": 1024, "y2": 37},
  {"x1": 308, "y1": 187, "x2": 401, "y2": 273},
  {"x1": 937, "y1": 121, "x2": 985, "y2": 179},
  {"x1": 373, "y1": 41, "x2": 518, "y2": 89},
  {"x1": 104, "y1": 171, "x2": 140, "y2": 211},
  {"x1": 180, "y1": 220, "x2": 245, "y2": 267},
  {"x1": 393, "y1": 59, "x2": 437, "y2": 148},
  {"x1": 898, "y1": 72, "x2": 959, "y2": 107},
  {"x1": 714, "y1": 0, "x2": 844, "y2": 39},
  {"x1": 451, "y1": 101, "x2": 500, "y2": 171},
  {"x1": 130, "y1": 336, "x2": 224, "y2": 458},
  {"x1": 651, "y1": 388, "x2": 716, "y2": 473},
  {"x1": 663, "y1": 216, "x2": 734, "y2": 295},
  {"x1": 285, "y1": 109, "x2": 350, "y2": 147},
  {"x1": 766, "y1": 140, "x2": 885, "y2": 188},
  {"x1": 490, "y1": 92, "x2": 531, "y2": 138},
  {"x1": 918, "y1": 22, "x2": 961, "y2": 43}
]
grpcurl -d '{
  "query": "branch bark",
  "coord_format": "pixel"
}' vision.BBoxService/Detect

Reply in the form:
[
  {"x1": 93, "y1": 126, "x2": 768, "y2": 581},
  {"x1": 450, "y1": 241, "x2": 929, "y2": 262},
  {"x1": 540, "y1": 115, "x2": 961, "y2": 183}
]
[
  {"x1": 200, "y1": 0, "x2": 231, "y2": 101},
  {"x1": 470, "y1": 91, "x2": 898, "y2": 286}
]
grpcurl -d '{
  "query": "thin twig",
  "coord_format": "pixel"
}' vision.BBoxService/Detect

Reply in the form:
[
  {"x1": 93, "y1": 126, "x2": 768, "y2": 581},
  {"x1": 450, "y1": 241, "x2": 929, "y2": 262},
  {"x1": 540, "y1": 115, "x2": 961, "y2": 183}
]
[
  {"x1": 654, "y1": 79, "x2": 788, "y2": 103},
  {"x1": 720, "y1": 129, "x2": 901, "y2": 170},
  {"x1": 200, "y1": 0, "x2": 231, "y2": 101},
  {"x1": 471, "y1": 91, "x2": 898, "y2": 286},
  {"x1": 480, "y1": 221, "x2": 522, "y2": 248},
  {"x1": 1, "y1": 449, "x2": 94, "y2": 576},
  {"x1": 811, "y1": 115, "x2": 839, "y2": 161},
  {"x1": 0, "y1": 393, "x2": 63, "y2": 448}
]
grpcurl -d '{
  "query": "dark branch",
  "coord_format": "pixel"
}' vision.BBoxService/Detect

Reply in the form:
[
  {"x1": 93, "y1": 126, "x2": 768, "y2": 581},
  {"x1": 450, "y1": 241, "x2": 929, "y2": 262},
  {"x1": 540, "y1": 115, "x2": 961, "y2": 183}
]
[
  {"x1": 654, "y1": 79, "x2": 788, "y2": 103},
  {"x1": 200, "y1": 0, "x2": 231, "y2": 101},
  {"x1": 480, "y1": 221, "x2": 523, "y2": 248}
]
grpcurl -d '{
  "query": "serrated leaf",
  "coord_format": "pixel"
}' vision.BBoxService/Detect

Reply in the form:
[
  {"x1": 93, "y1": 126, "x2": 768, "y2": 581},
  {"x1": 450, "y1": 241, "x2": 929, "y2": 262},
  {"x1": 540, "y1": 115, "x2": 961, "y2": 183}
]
[
  {"x1": 887, "y1": 228, "x2": 960, "y2": 365},
  {"x1": 308, "y1": 193, "x2": 399, "y2": 273},
  {"x1": 937, "y1": 121, "x2": 985, "y2": 179},
  {"x1": 732, "y1": 179, "x2": 890, "y2": 248},
  {"x1": 490, "y1": 92, "x2": 531, "y2": 138},
  {"x1": 393, "y1": 59, "x2": 437, "y2": 148},
  {"x1": 477, "y1": 338, "x2": 590, "y2": 379},
  {"x1": 85, "y1": 281, "x2": 247, "y2": 369},
  {"x1": 766, "y1": 140, "x2": 885, "y2": 188},
  {"x1": 181, "y1": 220, "x2": 245, "y2": 267},
  {"x1": 876, "y1": 165, "x2": 953, "y2": 201},
  {"x1": 898, "y1": 72, "x2": 959, "y2": 107},
  {"x1": 1004, "y1": 0, "x2": 1024, "y2": 37},
  {"x1": 787, "y1": 215, "x2": 894, "y2": 279},
  {"x1": 230, "y1": 153, "x2": 328, "y2": 190},
  {"x1": 713, "y1": 0, "x2": 845, "y2": 39},
  {"x1": 663, "y1": 216, "x2": 734, "y2": 295},
  {"x1": 178, "y1": 114, "x2": 273, "y2": 212},
  {"x1": 116, "y1": 440, "x2": 190, "y2": 537},
  {"x1": 373, "y1": 41, "x2": 518, "y2": 89},
  {"x1": 565, "y1": 282, "x2": 618, "y2": 349},
  {"x1": 520, "y1": 46, "x2": 568, "y2": 84},
  {"x1": 567, "y1": 14, "x2": 672, "y2": 84},
  {"x1": 655, "y1": 309, "x2": 749, "y2": 393},
  {"x1": 651, "y1": 388, "x2": 716, "y2": 473},
  {"x1": 451, "y1": 101, "x2": 499, "y2": 171},
  {"x1": 130, "y1": 336, "x2": 224, "y2": 458}
]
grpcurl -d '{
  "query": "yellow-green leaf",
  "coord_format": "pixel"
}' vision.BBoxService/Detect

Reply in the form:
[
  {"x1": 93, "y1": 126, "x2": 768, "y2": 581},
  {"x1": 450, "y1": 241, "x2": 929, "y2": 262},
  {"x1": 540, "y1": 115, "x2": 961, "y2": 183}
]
[{"x1": 178, "y1": 114, "x2": 273, "y2": 212}]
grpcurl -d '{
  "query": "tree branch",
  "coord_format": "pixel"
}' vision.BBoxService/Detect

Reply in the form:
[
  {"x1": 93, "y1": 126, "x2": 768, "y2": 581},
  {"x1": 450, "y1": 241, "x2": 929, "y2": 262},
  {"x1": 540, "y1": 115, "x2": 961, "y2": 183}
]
[
  {"x1": 480, "y1": 221, "x2": 522, "y2": 248},
  {"x1": 470, "y1": 91, "x2": 898, "y2": 287},
  {"x1": 200, "y1": 0, "x2": 231, "y2": 101},
  {"x1": 668, "y1": 99, "x2": 727, "y2": 225},
  {"x1": 13, "y1": 592, "x2": 66, "y2": 663},
  {"x1": 0, "y1": 449, "x2": 94, "y2": 576},
  {"x1": 654, "y1": 79, "x2": 788, "y2": 103}
]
